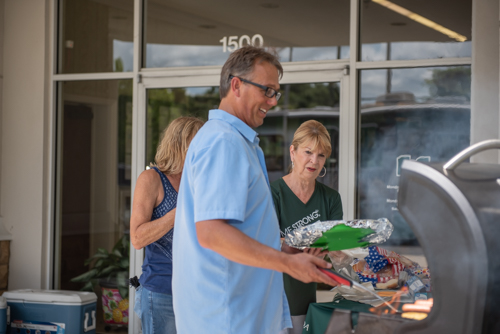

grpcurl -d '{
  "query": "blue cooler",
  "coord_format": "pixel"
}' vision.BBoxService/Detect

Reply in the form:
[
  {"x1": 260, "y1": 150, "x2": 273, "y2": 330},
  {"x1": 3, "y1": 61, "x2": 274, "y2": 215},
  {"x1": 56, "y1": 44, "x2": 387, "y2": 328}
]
[
  {"x1": 3, "y1": 289, "x2": 97, "y2": 334},
  {"x1": 0, "y1": 296, "x2": 6, "y2": 334}
]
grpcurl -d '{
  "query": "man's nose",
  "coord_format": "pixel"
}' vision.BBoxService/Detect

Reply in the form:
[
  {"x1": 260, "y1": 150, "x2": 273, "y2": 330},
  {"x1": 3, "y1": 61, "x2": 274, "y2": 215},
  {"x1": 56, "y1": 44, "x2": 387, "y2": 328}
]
[{"x1": 267, "y1": 96, "x2": 278, "y2": 106}]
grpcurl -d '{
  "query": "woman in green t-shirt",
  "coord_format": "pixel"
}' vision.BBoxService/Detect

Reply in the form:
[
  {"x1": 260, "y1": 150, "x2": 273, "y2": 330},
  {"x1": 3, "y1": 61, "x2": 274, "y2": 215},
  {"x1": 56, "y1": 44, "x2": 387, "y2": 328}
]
[{"x1": 272, "y1": 120, "x2": 343, "y2": 334}]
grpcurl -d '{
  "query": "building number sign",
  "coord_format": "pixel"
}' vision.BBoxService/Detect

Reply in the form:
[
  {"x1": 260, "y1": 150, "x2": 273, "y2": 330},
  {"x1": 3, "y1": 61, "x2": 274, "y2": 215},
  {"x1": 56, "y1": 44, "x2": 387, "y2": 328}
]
[{"x1": 219, "y1": 34, "x2": 264, "y2": 53}]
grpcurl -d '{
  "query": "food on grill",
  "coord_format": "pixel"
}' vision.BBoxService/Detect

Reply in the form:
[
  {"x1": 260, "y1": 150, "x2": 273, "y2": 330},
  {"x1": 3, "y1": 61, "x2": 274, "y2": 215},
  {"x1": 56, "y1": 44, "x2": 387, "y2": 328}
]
[
  {"x1": 376, "y1": 278, "x2": 398, "y2": 289},
  {"x1": 402, "y1": 303, "x2": 432, "y2": 313},
  {"x1": 401, "y1": 312, "x2": 428, "y2": 320},
  {"x1": 376, "y1": 290, "x2": 397, "y2": 297}
]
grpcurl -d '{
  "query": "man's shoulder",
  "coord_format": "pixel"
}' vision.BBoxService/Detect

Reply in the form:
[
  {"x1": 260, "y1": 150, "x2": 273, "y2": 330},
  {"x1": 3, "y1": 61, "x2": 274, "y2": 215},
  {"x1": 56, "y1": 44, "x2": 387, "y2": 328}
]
[{"x1": 193, "y1": 119, "x2": 247, "y2": 149}]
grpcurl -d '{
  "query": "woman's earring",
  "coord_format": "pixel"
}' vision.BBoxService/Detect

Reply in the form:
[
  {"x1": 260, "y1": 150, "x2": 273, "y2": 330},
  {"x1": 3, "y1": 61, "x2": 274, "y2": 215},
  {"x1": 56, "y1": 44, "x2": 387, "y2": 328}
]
[
  {"x1": 291, "y1": 161, "x2": 294, "y2": 169},
  {"x1": 319, "y1": 166, "x2": 326, "y2": 177}
]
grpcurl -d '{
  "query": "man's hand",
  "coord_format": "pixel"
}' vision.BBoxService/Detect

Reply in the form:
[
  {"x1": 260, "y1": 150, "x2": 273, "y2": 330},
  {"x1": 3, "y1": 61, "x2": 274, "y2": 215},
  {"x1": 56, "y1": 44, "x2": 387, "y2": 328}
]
[
  {"x1": 302, "y1": 247, "x2": 329, "y2": 258},
  {"x1": 282, "y1": 243, "x2": 328, "y2": 258},
  {"x1": 284, "y1": 253, "x2": 340, "y2": 287},
  {"x1": 281, "y1": 242, "x2": 302, "y2": 254}
]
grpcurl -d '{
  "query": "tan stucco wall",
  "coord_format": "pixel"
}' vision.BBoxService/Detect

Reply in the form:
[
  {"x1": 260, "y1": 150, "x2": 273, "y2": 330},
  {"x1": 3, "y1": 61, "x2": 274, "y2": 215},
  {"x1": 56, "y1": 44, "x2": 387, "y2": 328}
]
[{"x1": 1, "y1": 0, "x2": 47, "y2": 289}]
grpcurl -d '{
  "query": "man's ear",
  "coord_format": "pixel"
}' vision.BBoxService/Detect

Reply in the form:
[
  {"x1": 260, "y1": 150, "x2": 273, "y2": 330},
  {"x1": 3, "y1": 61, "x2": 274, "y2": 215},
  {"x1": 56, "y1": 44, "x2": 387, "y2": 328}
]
[{"x1": 231, "y1": 77, "x2": 242, "y2": 97}]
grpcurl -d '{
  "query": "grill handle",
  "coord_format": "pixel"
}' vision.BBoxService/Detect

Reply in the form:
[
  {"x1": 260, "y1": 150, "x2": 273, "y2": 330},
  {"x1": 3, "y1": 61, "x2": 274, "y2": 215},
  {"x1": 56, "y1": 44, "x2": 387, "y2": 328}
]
[{"x1": 443, "y1": 139, "x2": 500, "y2": 171}]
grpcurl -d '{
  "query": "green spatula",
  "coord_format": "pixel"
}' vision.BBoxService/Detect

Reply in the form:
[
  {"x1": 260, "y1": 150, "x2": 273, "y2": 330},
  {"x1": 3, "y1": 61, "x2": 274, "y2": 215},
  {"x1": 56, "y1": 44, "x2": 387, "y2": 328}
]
[{"x1": 310, "y1": 224, "x2": 374, "y2": 251}]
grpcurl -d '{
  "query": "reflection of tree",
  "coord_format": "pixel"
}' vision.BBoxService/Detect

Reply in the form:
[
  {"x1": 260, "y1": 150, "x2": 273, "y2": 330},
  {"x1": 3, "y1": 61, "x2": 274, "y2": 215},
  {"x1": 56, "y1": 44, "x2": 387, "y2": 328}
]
[
  {"x1": 282, "y1": 83, "x2": 340, "y2": 109},
  {"x1": 425, "y1": 67, "x2": 471, "y2": 100},
  {"x1": 118, "y1": 76, "x2": 133, "y2": 186},
  {"x1": 115, "y1": 57, "x2": 124, "y2": 73},
  {"x1": 146, "y1": 87, "x2": 219, "y2": 163}
]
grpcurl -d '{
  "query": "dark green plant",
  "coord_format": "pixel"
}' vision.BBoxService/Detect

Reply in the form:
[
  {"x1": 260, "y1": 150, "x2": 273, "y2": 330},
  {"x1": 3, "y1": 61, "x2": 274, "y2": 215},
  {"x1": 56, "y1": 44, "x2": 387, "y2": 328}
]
[{"x1": 71, "y1": 234, "x2": 130, "y2": 299}]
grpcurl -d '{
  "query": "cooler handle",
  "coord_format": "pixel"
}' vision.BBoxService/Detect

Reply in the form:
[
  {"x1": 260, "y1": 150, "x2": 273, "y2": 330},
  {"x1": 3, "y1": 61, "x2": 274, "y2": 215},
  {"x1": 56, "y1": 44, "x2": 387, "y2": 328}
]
[
  {"x1": 443, "y1": 139, "x2": 500, "y2": 171},
  {"x1": 84, "y1": 310, "x2": 96, "y2": 332}
]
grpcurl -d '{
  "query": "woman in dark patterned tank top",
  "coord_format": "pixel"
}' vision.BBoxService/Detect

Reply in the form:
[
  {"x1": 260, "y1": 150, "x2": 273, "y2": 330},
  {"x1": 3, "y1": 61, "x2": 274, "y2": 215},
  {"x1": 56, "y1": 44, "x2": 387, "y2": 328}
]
[
  {"x1": 130, "y1": 116, "x2": 204, "y2": 334},
  {"x1": 271, "y1": 120, "x2": 343, "y2": 334}
]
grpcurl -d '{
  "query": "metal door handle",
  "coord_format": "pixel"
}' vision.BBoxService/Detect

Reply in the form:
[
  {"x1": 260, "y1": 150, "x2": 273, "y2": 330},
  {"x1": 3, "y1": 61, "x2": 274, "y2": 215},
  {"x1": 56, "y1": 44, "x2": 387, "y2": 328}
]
[{"x1": 443, "y1": 139, "x2": 500, "y2": 171}]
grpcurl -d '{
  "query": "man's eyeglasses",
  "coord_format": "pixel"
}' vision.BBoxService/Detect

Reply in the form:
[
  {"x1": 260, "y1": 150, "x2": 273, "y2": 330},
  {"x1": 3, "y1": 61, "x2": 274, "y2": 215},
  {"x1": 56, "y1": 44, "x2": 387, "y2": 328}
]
[{"x1": 229, "y1": 75, "x2": 281, "y2": 102}]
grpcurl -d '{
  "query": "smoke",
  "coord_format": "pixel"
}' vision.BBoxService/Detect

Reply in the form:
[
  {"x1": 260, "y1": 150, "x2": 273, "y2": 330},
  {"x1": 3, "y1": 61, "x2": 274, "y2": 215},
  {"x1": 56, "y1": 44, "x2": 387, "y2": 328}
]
[{"x1": 358, "y1": 104, "x2": 471, "y2": 245}]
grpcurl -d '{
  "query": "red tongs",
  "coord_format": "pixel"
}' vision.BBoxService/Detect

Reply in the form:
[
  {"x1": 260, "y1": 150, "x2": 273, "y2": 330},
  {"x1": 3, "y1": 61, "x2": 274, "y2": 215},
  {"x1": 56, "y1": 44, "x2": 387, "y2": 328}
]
[
  {"x1": 319, "y1": 268, "x2": 354, "y2": 287},
  {"x1": 319, "y1": 268, "x2": 400, "y2": 313}
]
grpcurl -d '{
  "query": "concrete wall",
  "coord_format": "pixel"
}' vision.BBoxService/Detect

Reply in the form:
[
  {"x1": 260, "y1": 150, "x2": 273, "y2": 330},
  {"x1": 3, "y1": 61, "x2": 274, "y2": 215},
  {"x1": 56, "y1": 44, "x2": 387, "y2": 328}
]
[
  {"x1": 471, "y1": 0, "x2": 500, "y2": 163},
  {"x1": 1, "y1": 0, "x2": 48, "y2": 289}
]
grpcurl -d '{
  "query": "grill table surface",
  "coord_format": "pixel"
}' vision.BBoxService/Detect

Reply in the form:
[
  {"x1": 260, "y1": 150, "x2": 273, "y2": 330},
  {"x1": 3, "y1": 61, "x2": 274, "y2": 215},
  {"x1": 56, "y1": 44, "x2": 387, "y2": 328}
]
[{"x1": 304, "y1": 299, "x2": 415, "y2": 334}]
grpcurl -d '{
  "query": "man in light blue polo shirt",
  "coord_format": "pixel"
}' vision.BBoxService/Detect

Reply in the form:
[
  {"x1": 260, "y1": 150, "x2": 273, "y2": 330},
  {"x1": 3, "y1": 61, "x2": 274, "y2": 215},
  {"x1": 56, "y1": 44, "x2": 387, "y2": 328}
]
[{"x1": 172, "y1": 46, "x2": 339, "y2": 334}]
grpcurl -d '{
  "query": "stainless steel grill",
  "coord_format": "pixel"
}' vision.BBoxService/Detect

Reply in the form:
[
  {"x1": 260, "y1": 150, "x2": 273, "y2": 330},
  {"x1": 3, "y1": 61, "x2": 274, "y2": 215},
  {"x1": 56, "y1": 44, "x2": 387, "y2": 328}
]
[{"x1": 325, "y1": 139, "x2": 500, "y2": 334}]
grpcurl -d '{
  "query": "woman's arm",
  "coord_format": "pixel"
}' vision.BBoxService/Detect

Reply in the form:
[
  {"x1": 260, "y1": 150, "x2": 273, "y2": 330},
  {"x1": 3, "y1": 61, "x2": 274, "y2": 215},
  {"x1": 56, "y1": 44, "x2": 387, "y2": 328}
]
[{"x1": 130, "y1": 170, "x2": 176, "y2": 250}]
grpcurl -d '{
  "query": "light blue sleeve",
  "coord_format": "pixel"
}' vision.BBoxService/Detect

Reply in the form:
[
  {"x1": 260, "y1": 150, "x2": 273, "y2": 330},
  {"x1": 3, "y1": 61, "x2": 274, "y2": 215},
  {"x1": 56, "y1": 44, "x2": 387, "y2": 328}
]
[{"x1": 192, "y1": 135, "x2": 250, "y2": 223}]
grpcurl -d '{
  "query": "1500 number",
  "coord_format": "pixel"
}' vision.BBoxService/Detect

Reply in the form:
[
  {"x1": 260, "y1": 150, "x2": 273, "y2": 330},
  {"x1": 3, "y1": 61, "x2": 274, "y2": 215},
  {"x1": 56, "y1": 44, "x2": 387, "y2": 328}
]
[{"x1": 219, "y1": 34, "x2": 264, "y2": 53}]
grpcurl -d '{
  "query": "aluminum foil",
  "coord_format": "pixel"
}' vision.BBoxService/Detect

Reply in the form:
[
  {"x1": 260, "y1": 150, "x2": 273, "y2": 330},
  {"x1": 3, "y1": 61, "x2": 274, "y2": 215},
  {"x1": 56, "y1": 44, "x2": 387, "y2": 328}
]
[{"x1": 284, "y1": 218, "x2": 394, "y2": 249}]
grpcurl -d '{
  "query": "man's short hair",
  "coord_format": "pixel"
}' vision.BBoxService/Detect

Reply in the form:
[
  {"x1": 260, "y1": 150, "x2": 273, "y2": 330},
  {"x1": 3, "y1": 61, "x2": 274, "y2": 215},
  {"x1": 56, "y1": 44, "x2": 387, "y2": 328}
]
[{"x1": 219, "y1": 46, "x2": 283, "y2": 99}]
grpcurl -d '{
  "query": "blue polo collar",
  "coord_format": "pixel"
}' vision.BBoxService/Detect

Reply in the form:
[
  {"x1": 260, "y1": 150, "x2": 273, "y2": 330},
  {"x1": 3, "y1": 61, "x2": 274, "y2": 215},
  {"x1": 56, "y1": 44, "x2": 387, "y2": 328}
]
[{"x1": 209, "y1": 109, "x2": 259, "y2": 143}]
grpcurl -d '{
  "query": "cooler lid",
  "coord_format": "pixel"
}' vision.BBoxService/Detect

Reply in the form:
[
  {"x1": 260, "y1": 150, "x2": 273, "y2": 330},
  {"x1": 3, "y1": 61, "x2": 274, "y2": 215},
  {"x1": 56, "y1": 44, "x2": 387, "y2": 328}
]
[
  {"x1": 2, "y1": 289, "x2": 97, "y2": 304},
  {"x1": 0, "y1": 296, "x2": 6, "y2": 308}
]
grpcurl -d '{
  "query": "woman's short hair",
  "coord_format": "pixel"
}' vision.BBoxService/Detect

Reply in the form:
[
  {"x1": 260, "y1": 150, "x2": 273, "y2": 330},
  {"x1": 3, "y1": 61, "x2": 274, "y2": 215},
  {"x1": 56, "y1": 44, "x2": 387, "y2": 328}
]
[
  {"x1": 219, "y1": 45, "x2": 283, "y2": 99},
  {"x1": 291, "y1": 120, "x2": 332, "y2": 158},
  {"x1": 151, "y1": 116, "x2": 204, "y2": 175}
]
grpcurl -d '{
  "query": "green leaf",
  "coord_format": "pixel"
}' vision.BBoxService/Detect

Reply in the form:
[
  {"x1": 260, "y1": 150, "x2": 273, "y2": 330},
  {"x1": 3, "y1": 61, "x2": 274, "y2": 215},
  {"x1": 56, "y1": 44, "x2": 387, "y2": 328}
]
[
  {"x1": 112, "y1": 249, "x2": 123, "y2": 257},
  {"x1": 109, "y1": 300, "x2": 118, "y2": 310},
  {"x1": 84, "y1": 251, "x2": 109, "y2": 266},
  {"x1": 118, "y1": 286, "x2": 129, "y2": 300},
  {"x1": 116, "y1": 271, "x2": 128, "y2": 287},
  {"x1": 80, "y1": 281, "x2": 94, "y2": 292},
  {"x1": 98, "y1": 265, "x2": 119, "y2": 277},
  {"x1": 93, "y1": 258, "x2": 105, "y2": 268},
  {"x1": 119, "y1": 257, "x2": 129, "y2": 269},
  {"x1": 70, "y1": 234, "x2": 131, "y2": 285},
  {"x1": 70, "y1": 269, "x2": 98, "y2": 282}
]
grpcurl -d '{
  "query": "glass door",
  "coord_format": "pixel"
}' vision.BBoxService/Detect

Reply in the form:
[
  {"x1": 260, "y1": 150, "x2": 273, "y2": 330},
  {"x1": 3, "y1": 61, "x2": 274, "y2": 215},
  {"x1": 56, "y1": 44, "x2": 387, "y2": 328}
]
[
  {"x1": 128, "y1": 63, "x2": 349, "y2": 331},
  {"x1": 54, "y1": 79, "x2": 133, "y2": 331}
]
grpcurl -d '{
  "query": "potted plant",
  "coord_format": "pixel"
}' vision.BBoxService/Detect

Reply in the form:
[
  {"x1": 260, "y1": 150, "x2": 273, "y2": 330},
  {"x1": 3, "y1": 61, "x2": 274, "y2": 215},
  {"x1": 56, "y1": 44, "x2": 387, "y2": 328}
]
[{"x1": 71, "y1": 233, "x2": 130, "y2": 326}]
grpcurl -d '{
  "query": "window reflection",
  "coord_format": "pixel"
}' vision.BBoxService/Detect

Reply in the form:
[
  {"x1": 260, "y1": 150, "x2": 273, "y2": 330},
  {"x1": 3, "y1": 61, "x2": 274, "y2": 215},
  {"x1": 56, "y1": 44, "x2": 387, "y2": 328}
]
[
  {"x1": 144, "y1": 0, "x2": 349, "y2": 68},
  {"x1": 59, "y1": 0, "x2": 134, "y2": 73},
  {"x1": 358, "y1": 66, "x2": 471, "y2": 245},
  {"x1": 261, "y1": 82, "x2": 341, "y2": 190},
  {"x1": 57, "y1": 80, "x2": 132, "y2": 330},
  {"x1": 360, "y1": 0, "x2": 472, "y2": 61},
  {"x1": 146, "y1": 87, "x2": 219, "y2": 164},
  {"x1": 145, "y1": 83, "x2": 341, "y2": 191}
]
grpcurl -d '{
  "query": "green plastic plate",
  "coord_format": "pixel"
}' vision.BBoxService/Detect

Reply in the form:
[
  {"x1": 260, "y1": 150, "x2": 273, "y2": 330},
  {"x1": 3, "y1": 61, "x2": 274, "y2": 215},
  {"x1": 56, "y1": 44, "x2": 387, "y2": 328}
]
[{"x1": 310, "y1": 224, "x2": 374, "y2": 251}]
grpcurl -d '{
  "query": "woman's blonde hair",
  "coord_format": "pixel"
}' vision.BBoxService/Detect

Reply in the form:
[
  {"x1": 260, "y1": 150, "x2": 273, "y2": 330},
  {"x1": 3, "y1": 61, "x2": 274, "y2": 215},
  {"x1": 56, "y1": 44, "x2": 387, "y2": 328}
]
[
  {"x1": 291, "y1": 120, "x2": 332, "y2": 157},
  {"x1": 151, "y1": 116, "x2": 204, "y2": 175}
]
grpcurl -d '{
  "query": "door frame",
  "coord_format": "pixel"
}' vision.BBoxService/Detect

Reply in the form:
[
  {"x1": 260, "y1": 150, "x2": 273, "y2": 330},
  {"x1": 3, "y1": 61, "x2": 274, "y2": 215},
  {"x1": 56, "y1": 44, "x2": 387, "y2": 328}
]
[{"x1": 129, "y1": 60, "x2": 354, "y2": 332}]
